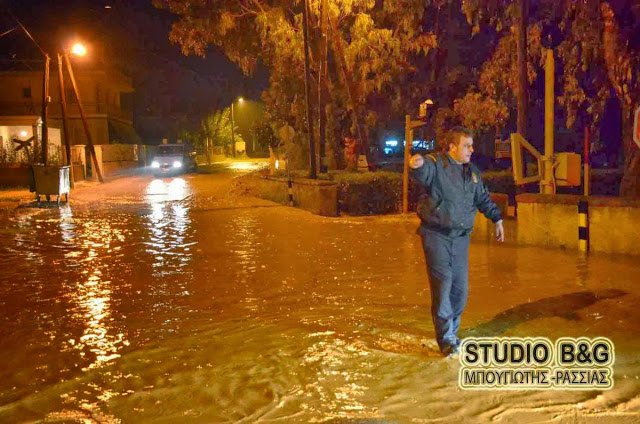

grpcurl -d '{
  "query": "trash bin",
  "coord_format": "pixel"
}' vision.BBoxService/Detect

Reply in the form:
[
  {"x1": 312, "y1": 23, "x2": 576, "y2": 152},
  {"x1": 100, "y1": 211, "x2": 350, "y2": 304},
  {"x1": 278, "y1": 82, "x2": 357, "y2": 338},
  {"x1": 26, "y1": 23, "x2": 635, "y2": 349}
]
[{"x1": 31, "y1": 165, "x2": 70, "y2": 203}]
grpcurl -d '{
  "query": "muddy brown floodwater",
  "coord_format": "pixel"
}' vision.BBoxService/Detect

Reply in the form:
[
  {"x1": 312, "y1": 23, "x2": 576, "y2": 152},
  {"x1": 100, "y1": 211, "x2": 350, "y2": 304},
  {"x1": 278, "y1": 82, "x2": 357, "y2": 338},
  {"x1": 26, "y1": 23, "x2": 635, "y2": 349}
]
[{"x1": 0, "y1": 171, "x2": 639, "y2": 423}]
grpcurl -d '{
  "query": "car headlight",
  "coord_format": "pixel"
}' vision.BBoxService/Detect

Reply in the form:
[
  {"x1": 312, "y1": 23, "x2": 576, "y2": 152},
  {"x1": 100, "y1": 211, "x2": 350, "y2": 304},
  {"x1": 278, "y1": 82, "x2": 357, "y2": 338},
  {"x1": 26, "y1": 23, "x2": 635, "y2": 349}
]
[
  {"x1": 151, "y1": 161, "x2": 160, "y2": 168},
  {"x1": 173, "y1": 161, "x2": 182, "y2": 168}
]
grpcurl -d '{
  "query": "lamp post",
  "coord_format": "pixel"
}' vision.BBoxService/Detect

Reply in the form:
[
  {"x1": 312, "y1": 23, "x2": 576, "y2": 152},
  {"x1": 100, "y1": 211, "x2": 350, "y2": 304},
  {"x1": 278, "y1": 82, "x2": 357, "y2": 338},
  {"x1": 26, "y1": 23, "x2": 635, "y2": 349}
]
[
  {"x1": 230, "y1": 97, "x2": 243, "y2": 158},
  {"x1": 403, "y1": 99, "x2": 433, "y2": 214}
]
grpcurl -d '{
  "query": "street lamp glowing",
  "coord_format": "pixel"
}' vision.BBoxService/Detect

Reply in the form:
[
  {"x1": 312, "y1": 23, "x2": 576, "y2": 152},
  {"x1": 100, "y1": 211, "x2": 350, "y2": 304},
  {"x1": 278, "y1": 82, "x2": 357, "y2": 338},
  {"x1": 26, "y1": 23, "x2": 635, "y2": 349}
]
[
  {"x1": 238, "y1": 97, "x2": 244, "y2": 103},
  {"x1": 71, "y1": 43, "x2": 87, "y2": 57}
]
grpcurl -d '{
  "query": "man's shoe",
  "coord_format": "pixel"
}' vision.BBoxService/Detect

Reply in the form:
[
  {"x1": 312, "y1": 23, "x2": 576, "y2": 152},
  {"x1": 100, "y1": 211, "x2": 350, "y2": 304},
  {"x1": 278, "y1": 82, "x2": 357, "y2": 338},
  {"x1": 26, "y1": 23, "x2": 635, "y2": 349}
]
[{"x1": 442, "y1": 343, "x2": 459, "y2": 358}]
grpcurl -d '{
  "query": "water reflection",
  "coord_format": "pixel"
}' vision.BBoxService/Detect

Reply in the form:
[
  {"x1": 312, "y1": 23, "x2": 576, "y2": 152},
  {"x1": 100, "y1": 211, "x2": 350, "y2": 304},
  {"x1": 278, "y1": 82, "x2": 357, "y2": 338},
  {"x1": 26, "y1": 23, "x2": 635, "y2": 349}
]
[
  {"x1": 226, "y1": 213, "x2": 260, "y2": 312},
  {"x1": 144, "y1": 178, "x2": 193, "y2": 277},
  {"x1": 58, "y1": 204, "x2": 75, "y2": 243},
  {"x1": 142, "y1": 178, "x2": 196, "y2": 327},
  {"x1": 65, "y1": 217, "x2": 129, "y2": 371}
]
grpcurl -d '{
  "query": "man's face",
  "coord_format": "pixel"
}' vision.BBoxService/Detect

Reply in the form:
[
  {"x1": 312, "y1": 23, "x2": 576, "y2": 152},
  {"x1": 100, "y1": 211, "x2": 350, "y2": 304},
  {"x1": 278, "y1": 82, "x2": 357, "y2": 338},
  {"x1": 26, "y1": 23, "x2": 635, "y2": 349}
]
[{"x1": 449, "y1": 135, "x2": 474, "y2": 164}]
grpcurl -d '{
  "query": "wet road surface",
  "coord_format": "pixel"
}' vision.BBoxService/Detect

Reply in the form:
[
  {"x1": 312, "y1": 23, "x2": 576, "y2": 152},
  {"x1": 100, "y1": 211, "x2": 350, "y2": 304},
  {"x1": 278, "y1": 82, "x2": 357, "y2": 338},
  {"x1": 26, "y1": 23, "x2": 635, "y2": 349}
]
[{"x1": 1, "y1": 167, "x2": 639, "y2": 423}]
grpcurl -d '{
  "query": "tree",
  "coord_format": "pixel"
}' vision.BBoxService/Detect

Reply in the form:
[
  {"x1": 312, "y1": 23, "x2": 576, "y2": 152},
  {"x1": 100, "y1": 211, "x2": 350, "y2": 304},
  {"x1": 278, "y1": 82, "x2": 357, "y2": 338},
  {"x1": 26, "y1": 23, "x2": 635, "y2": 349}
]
[
  {"x1": 598, "y1": 1, "x2": 640, "y2": 196},
  {"x1": 153, "y1": 0, "x2": 438, "y2": 168},
  {"x1": 250, "y1": 120, "x2": 277, "y2": 156},
  {"x1": 457, "y1": 0, "x2": 640, "y2": 197},
  {"x1": 201, "y1": 107, "x2": 245, "y2": 157}
]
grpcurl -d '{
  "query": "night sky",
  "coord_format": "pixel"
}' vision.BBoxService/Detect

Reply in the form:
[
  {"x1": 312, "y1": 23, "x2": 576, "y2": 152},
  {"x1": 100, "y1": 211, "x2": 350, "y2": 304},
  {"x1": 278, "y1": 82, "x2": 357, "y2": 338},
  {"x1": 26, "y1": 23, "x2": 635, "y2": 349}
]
[{"x1": 0, "y1": 0, "x2": 268, "y2": 141}]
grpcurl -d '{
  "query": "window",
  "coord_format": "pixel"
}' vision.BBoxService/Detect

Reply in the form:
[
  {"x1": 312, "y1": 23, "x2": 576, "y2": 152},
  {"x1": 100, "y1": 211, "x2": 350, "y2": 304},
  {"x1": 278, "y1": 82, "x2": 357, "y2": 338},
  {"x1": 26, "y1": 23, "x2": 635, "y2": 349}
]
[{"x1": 22, "y1": 87, "x2": 31, "y2": 98}]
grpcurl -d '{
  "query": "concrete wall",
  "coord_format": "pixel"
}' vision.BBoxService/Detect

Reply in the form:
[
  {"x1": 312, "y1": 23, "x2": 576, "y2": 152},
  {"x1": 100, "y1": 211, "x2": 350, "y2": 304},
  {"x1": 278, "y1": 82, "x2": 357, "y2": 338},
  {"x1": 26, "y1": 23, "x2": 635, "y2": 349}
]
[
  {"x1": 241, "y1": 175, "x2": 338, "y2": 217},
  {"x1": 71, "y1": 164, "x2": 84, "y2": 182},
  {"x1": 516, "y1": 194, "x2": 579, "y2": 250},
  {"x1": 589, "y1": 198, "x2": 640, "y2": 255},
  {"x1": 0, "y1": 166, "x2": 30, "y2": 187},
  {"x1": 516, "y1": 194, "x2": 640, "y2": 255},
  {"x1": 101, "y1": 161, "x2": 139, "y2": 178}
]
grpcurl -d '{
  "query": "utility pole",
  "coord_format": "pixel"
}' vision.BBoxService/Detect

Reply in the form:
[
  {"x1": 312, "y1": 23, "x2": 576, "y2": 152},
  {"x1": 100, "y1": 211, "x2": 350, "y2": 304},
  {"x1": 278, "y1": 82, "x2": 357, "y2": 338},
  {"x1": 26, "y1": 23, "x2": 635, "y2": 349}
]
[
  {"x1": 41, "y1": 55, "x2": 50, "y2": 165},
  {"x1": 57, "y1": 53, "x2": 74, "y2": 187},
  {"x1": 542, "y1": 47, "x2": 555, "y2": 194},
  {"x1": 302, "y1": 0, "x2": 317, "y2": 179},
  {"x1": 64, "y1": 54, "x2": 103, "y2": 183}
]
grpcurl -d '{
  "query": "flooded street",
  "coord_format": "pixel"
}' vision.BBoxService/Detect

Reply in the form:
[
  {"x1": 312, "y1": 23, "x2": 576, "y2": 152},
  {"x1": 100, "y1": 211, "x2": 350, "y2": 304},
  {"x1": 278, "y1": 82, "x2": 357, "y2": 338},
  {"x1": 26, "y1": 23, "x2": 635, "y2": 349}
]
[{"x1": 1, "y1": 169, "x2": 639, "y2": 423}]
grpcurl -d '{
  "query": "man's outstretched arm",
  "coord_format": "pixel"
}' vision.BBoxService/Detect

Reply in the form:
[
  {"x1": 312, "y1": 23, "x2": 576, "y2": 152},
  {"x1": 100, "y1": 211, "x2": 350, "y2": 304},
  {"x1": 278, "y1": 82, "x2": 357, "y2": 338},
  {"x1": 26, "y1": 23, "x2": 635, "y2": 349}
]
[{"x1": 409, "y1": 154, "x2": 436, "y2": 187}]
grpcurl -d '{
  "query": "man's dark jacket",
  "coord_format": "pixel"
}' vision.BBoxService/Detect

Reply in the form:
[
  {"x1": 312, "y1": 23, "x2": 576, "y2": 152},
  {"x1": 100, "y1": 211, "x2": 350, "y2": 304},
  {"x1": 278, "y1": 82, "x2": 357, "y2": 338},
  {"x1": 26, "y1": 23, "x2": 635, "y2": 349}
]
[{"x1": 411, "y1": 152, "x2": 502, "y2": 237}]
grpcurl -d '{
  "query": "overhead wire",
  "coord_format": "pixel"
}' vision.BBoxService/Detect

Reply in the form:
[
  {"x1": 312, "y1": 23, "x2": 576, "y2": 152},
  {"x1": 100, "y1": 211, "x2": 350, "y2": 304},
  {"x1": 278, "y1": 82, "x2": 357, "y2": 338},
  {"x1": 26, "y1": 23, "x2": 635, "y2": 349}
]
[
  {"x1": 3, "y1": 6, "x2": 48, "y2": 57},
  {"x1": 0, "y1": 26, "x2": 18, "y2": 38}
]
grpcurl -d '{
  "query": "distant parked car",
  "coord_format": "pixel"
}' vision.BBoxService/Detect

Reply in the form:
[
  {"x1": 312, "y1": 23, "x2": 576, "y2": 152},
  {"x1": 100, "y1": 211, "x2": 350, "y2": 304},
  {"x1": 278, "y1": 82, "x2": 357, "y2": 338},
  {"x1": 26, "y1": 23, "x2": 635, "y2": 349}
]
[{"x1": 151, "y1": 144, "x2": 197, "y2": 177}]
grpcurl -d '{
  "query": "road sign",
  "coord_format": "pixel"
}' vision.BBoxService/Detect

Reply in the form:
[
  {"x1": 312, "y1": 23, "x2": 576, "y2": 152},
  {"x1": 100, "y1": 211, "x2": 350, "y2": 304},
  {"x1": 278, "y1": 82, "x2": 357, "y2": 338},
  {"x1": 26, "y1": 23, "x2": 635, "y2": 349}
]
[
  {"x1": 634, "y1": 105, "x2": 640, "y2": 149},
  {"x1": 495, "y1": 138, "x2": 511, "y2": 159}
]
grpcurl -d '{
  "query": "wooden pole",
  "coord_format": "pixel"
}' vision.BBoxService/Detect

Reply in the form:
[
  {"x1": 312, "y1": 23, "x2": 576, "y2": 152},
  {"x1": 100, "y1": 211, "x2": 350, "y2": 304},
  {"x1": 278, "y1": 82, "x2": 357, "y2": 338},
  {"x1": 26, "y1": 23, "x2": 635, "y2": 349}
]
[
  {"x1": 57, "y1": 56, "x2": 71, "y2": 160},
  {"x1": 542, "y1": 48, "x2": 554, "y2": 194},
  {"x1": 64, "y1": 53, "x2": 103, "y2": 182},
  {"x1": 57, "y1": 54, "x2": 74, "y2": 187},
  {"x1": 302, "y1": 0, "x2": 317, "y2": 179},
  {"x1": 41, "y1": 54, "x2": 50, "y2": 165}
]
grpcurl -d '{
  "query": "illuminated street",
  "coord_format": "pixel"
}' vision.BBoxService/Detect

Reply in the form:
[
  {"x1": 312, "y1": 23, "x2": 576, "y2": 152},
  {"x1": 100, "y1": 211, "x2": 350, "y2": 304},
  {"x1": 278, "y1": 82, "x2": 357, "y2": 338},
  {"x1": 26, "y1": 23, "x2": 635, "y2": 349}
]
[{"x1": 0, "y1": 168, "x2": 639, "y2": 423}]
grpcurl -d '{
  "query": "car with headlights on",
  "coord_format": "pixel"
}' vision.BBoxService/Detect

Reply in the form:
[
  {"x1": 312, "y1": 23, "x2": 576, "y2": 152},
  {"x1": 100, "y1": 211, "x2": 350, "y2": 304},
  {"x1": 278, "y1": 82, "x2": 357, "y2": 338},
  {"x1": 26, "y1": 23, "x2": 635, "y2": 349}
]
[{"x1": 151, "y1": 143, "x2": 197, "y2": 177}]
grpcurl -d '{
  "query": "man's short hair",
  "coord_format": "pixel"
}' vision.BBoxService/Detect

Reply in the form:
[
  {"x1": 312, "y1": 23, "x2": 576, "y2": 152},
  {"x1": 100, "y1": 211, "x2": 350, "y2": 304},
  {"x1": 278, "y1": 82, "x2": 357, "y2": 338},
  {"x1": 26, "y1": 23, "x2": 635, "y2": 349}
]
[{"x1": 448, "y1": 126, "x2": 473, "y2": 149}]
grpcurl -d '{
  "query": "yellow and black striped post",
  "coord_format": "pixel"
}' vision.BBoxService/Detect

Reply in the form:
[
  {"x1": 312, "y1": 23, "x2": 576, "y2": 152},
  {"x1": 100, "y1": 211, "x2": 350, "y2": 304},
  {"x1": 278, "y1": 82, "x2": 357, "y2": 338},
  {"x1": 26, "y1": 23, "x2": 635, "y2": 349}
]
[
  {"x1": 578, "y1": 200, "x2": 589, "y2": 252},
  {"x1": 508, "y1": 194, "x2": 516, "y2": 217},
  {"x1": 287, "y1": 174, "x2": 294, "y2": 207}
]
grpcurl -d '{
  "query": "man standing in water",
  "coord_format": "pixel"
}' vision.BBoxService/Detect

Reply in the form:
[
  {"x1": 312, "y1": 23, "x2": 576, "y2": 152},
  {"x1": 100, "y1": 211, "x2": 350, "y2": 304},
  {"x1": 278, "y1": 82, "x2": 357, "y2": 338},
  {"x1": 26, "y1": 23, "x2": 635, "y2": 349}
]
[{"x1": 410, "y1": 127, "x2": 505, "y2": 356}]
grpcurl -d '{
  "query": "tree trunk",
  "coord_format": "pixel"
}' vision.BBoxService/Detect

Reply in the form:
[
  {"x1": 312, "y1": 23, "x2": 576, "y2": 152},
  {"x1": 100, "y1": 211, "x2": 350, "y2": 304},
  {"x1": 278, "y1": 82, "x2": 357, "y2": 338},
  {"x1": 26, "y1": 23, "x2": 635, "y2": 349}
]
[
  {"x1": 601, "y1": 2, "x2": 639, "y2": 197},
  {"x1": 620, "y1": 107, "x2": 640, "y2": 196},
  {"x1": 516, "y1": 0, "x2": 528, "y2": 138},
  {"x1": 327, "y1": 13, "x2": 368, "y2": 160},
  {"x1": 318, "y1": 0, "x2": 328, "y2": 173}
]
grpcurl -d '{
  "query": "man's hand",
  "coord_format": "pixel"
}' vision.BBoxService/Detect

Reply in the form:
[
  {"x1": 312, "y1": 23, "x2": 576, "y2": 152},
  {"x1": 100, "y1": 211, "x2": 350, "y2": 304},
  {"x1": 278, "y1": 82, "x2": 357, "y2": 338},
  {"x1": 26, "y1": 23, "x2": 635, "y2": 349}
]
[
  {"x1": 409, "y1": 154, "x2": 424, "y2": 169},
  {"x1": 495, "y1": 220, "x2": 505, "y2": 242}
]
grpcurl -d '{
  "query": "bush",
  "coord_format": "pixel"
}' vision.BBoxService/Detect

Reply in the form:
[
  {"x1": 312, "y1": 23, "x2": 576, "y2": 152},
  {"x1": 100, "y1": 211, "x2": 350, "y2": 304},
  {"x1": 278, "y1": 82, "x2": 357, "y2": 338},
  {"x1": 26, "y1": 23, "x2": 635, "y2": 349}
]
[{"x1": 333, "y1": 171, "x2": 421, "y2": 215}]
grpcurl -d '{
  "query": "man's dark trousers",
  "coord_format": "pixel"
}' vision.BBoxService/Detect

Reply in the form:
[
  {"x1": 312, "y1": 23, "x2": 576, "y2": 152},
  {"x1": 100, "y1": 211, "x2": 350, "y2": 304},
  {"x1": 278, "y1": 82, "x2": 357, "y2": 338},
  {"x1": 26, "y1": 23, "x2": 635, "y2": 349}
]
[{"x1": 419, "y1": 226, "x2": 470, "y2": 351}]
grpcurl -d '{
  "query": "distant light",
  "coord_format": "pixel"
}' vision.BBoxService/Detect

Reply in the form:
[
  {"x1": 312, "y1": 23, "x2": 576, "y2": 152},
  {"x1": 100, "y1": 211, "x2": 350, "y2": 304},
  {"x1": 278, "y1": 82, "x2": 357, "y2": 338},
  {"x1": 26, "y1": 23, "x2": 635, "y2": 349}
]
[
  {"x1": 275, "y1": 159, "x2": 279, "y2": 169},
  {"x1": 151, "y1": 161, "x2": 160, "y2": 168},
  {"x1": 385, "y1": 140, "x2": 398, "y2": 147},
  {"x1": 238, "y1": 97, "x2": 244, "y2": 103},
  {"x1": 173, "y1": 161, "x2": 182, "y2": 168},
  {"x1": 71, "y1": 43, "x2": 87, "y2": 57},
  {"x1": 20, "y1": 130, "x2": 28, "y2": 138},
  {"x1": 229, "y1": 161, "x2": 259, "y2": 171},
  {"x1": 104, "y1": 5, "x2": 112, "y2": 9}
]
